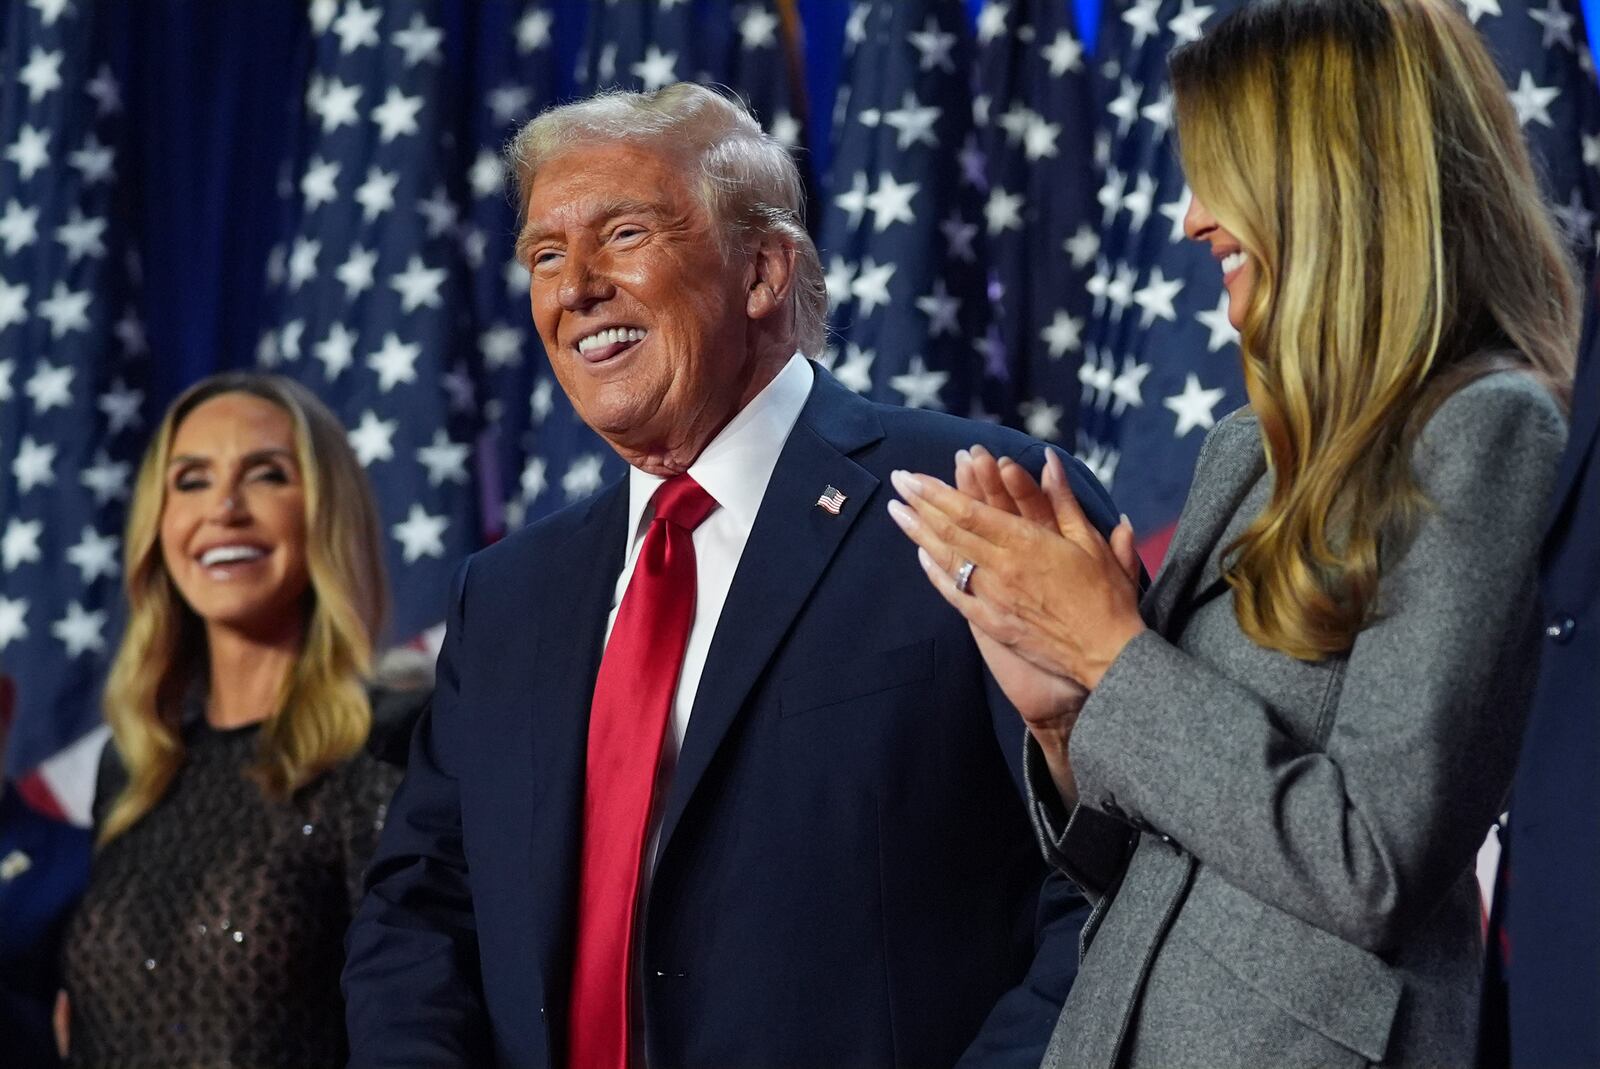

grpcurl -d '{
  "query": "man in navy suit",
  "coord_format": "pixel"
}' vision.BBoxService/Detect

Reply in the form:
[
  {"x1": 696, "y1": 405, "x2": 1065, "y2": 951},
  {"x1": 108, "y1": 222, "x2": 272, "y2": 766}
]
[
  {"x1": 343, "y1": 84, "x2": 1121, "y2": 1068},
  {"x1": 1481, "y1": 302, "x2": 1600, "y2": 1068}
]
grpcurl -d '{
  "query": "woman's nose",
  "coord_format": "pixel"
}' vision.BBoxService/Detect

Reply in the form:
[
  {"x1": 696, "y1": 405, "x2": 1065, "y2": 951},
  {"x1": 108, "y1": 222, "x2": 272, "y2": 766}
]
[{"x1": 1183, "y1": 192, "x2": 1217, "y2": 241}]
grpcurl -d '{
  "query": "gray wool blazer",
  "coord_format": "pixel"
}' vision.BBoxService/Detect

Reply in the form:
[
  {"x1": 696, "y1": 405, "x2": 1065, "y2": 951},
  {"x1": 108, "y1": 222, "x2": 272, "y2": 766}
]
[{"x1": 1026, "y1": 371, "x2": 1567, "y2": 1069}]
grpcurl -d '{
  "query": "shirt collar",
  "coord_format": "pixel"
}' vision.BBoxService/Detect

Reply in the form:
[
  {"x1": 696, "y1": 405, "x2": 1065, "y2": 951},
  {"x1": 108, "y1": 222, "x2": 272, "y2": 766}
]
[{"x1": 624, "y1": 352, "x2": 815, "y2": 543}]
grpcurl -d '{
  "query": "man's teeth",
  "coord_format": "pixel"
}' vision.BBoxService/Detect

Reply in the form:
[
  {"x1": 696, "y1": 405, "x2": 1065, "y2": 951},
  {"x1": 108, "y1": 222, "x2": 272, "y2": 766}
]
[
  {"x1": 1221, "y1": 251, "x2": 1248, "y2": 275},
  {"x1": 200, "y1": 546, "x2": 266, "y2": 567},
  {"x1": 577, "y1": 327, "x2": 646, "y2": 355}
]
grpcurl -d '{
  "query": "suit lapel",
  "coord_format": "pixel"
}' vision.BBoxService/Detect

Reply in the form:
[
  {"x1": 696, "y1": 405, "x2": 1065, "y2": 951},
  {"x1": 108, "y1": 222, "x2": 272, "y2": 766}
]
[
  {"x1": 522, "y1": 479, "x2": 629, "y2": 996},
  {"x1": 654, "y1": 370, "x2": 884, "y2": 861},
  {"x1": 1143, "y1": 422, "x2": 1267, "y2": 635}
]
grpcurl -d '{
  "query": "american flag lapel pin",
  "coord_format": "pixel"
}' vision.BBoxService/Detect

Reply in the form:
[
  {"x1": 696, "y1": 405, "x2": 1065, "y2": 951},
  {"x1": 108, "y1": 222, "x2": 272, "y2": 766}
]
[{"x1": 815, "y1": 485, "x2": 847, "y2": 515}]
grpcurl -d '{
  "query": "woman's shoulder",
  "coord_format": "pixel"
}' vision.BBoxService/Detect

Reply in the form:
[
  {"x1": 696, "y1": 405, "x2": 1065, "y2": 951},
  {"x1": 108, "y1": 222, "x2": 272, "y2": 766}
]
[{"x1": 1414, "y1": 366, "x2": 1567, "y2": 476}]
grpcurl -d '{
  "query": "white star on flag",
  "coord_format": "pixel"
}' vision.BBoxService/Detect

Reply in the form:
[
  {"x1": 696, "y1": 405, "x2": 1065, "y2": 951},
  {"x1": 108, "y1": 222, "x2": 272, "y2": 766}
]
[
  {"x1": 889, "y1": 356, "x2": 949, "y2": 410},
  {"x1": 19, "y1": 47, "x2": 65, "y2": 103},
  {"x1": 6, "y1": 124, "x2": 52, "y2": 181},
  {"x1": 849, "y1": 258, "x2": 896, "y2": 316},
  {"x1": 316, "y1": 323, "x2": 359, "y2": 380},
  {"x1": 1042, "y1": 30, "x2": 1084, "y2": 76},
  {"x1": 392, "y1": 12, "x2": 444, "y2": 66},
  {"x1": 371, "y1": 88, "x2": 424, "y2": 143},
  {"x1": 1133, "y1": 267, "x2": 1185, "y2": 327},
  {"x1": 2, "y1": 519, "x2": 44, "y2": 571},
  {"x1": 68, "y1": 134, "x2": 115, "y2": 185},
  {"x1": 630, "y1": 46, "x2": 679, "y2": 92},
  {"x1": 37, "y1": 283, "x2": 91, "y2": 339},
  {"x1": 332, "y1": 1, "x2": 382, "y2": 54},
  {"x1": 908, "y1": 17, "x2": 957, "y2": 73},
  {"x1": 12, "y1": 437, "x2": 57, "y2": 492},
  {"x1": 884, "y1": 92, "x2": 941, "y2": 150},
  {"x1": 0, "y1": 200, "x2": 41, "y2": 253},
  {"x1": 80, "y1": 453, "x2": 131, "y2": 507},
  {"x1": 367, "y1": 333, "x2": 421, "y2": 392},
  {"x1": 866, "y1": 172, "x2": 920, "y2": 232},
  {"x1": 0, "y1": 596, "x2": 26, "y2": 650},
  {"x1": 66, "y1": 527, "x2": 119, "y2": 584},
  {"x1": 825, "y1": 343, "x2": 876, "y2": 394},
  {"x1": 98, "y1": 380, "x2": 144, "y2": 434},
  {"x1": 390, "y1": 256, "x2": 446, "y2": 312},
  {"x1": 1164, "y1": 373, "x2": 1228, "y2": 437},
  {"x1": 0, "y1": 280, "x2": 28, "y2": 332},
  {"x1": 348, "y1": 409, "x2": 398, "y2": 465},
  {"x1": 52, "y1": 602, "x2": 107, "y2": 657},
  {"x1": 301, "y1": 157, "x2": 341, "y2": 209},
  {"x1": 916, "y1": 280, "x2": 961, "y2": 337},
  {"x1": 313, "y1": 78, "x2": 363, "y2": 133},
  {"x1": 1042, "y1": 310, "x2": 1085, "y2": 359},
  {"x1": 25, "y1": 363, "x2": 76, "y2": 412},
  {"x1": 562, "y1": 454, "x2": 607, "y2": 500},
  {"x1": 416, "y1": 430, "x2": 470, "y2": 487},
  {"x1": 336, "y1": 245, "x2": 379, "y2": 299},
  {"x1": 355, "y1": 166, "x2": 399, "y2": 221},
  {"x1": 1507, "y1": 70, "x2": 1560, "y2": 128}
]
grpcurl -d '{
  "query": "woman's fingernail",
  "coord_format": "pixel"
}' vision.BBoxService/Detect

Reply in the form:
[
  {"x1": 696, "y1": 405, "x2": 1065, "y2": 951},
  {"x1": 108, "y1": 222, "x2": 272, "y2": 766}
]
[
  {"x1": 955, "y1": 449, "x2": 971, "y2": 466},
  {"x1": 971, "y1": 443, "x2": 990, "y2": 458},
  {"x1": 1120, "y1": 513, "x2": 1132, "y2": 528},
  {"x1": 916, "y1": 546, "x2": 937, "y2": 572},
  {"x1": 887, "y1": 499, "x2": 919, "y2": 531},
  {"x1": 889, "y1": 469, "x2": 921, "y2": 498}
]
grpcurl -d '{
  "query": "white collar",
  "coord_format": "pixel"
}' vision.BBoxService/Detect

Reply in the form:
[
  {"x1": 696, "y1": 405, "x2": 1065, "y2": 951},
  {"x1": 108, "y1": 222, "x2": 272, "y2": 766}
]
[{"x1": 624, "y1": 352, "x2": 814, "y2": 540}]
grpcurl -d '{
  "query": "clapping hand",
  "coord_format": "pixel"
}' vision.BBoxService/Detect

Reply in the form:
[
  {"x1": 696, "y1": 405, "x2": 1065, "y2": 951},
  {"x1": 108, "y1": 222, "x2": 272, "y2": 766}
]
[{"x1": 887, "y1": 447, "x2": 1145, "y2": 802}]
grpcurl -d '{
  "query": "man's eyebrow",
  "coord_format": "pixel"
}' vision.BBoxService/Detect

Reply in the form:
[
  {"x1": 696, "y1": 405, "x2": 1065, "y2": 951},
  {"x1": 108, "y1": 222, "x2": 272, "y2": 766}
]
[{"x1": 519, "y1": 198, "x2": 666, "y2": 250}]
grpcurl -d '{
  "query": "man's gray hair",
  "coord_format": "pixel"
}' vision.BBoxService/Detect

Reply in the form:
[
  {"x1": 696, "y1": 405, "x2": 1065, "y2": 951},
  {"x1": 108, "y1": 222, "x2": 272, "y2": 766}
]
[{"x1": 506, "y1": 82, "x2": 827, "y2": 359}]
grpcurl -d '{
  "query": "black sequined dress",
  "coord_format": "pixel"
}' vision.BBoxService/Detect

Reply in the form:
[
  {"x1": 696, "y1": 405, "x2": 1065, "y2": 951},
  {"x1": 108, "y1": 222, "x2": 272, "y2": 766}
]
[{"x1": 61, "y1": 717, "x2": 402, "y2": 1068}]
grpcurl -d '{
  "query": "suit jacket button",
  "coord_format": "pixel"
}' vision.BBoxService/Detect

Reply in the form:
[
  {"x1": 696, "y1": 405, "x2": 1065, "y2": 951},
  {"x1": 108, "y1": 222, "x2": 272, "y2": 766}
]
[{"x1": 1545, "y1": 615, "x2": 1577, "y2": 644}]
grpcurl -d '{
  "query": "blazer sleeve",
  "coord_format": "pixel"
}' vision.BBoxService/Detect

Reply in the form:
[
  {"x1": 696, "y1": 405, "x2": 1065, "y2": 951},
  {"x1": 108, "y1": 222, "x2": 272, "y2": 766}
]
[
  {"x1": 343, "y1": 560, "x2": 492, "y2": 1068},
  {"x1": 955, "y1": 444, "x2": 1117, "y2": 1068},
  {"x1": 1059, "y1": 374, "x2": 1566, "y2": 955}
]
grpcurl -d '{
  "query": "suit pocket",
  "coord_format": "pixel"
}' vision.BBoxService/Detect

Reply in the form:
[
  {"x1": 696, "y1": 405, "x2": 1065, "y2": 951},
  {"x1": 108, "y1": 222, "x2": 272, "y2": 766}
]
[
  {"x1": 1179, "y1": 871, "x2": 1402, "y2": 1064},
  {"x1": 778, "y1": 639, "x2": 935, "y2": 718}
]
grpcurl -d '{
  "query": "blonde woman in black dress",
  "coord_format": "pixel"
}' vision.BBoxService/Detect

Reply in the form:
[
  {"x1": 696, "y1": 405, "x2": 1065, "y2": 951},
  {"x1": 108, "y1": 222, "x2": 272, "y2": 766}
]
[{"x1": 61, "y1": 373, "x2": 401, "y2": 1067}]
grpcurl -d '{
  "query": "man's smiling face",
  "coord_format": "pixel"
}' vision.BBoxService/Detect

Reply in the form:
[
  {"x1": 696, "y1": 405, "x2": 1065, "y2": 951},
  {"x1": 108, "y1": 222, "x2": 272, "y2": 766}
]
[{"x1": 521, "y1": 140, "x2": 765, "y2": 474}]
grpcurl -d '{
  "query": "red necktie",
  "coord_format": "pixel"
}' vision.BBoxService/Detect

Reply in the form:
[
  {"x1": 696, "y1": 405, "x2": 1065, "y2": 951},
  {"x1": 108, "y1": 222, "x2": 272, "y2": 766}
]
[{"x1": 568, "y1": 475, "x2": 718, "y2": 1069}]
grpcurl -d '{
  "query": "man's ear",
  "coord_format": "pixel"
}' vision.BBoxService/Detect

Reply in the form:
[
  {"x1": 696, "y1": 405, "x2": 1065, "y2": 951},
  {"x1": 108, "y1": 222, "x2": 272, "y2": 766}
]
[{"x1": 747, "y1": 236, "x2": 797, "y2": 321}]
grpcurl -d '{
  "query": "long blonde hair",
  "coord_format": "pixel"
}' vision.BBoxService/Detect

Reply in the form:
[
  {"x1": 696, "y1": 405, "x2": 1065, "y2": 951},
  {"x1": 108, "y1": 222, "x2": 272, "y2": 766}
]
[
  {"x1": 100, "y1": 374, "x2": 389, "y2": 844},
  {"x1": 1171, "y1": 0, "x2": 1578, "y2": 660}
]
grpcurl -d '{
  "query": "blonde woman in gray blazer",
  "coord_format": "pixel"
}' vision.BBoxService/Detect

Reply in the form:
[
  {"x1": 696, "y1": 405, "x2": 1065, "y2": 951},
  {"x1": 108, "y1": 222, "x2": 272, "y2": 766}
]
[{"x1": 886, "y1": 1, "x2": 1578, "y2": 1066}]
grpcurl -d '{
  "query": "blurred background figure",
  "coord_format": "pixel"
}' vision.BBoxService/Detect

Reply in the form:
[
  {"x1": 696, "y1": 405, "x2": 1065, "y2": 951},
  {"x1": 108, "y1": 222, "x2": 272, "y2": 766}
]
[
  {"x1": 57, "y1": 374, "x2": 403, "y2": 1068},
  {"x1": 0, "y1": 676, "x2": 89, "y2": 1069},
  {"x1": 1481, "y1": 300, "x2": 1600, "y2": 1068}
]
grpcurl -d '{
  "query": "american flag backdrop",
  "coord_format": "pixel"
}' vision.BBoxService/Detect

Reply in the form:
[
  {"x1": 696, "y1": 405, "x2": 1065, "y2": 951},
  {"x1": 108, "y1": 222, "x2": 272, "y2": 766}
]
[
  {"x1": 258, "y1": 0, "x2": 482, "y2": 643},
  {"x1": 818, "y1": 0, "x2": 1005, "y2": 422},
  {"x1": 461, "y1": 0, "x2": 563, "y2": 533},
  {"x1": 972, "y1": 0, "x2": 1100, "y2": 451},
  {"x1": 0, "y1": 0, "x2": 145, "y2": 823}
]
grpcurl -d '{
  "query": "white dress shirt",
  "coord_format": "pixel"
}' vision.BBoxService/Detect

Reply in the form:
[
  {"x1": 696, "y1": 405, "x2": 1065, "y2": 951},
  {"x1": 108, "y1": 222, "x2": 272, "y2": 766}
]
[{"x1": 603, "y1": 351, "x2": 814, "y2": 879}]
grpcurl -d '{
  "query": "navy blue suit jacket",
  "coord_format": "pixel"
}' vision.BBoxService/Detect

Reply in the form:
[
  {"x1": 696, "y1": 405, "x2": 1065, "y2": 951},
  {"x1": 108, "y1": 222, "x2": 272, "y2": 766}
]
[
  {"x1": 1495, "y1": 309, "x2": 1600, "y2": 1068},
  {"x1": 344, "y1": 368, "x2": 1122, "y2": 1068}
]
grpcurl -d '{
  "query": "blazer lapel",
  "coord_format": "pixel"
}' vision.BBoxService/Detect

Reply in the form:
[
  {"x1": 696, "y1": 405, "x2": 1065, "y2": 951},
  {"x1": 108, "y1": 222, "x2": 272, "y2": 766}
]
[
  {"x1": 653, "y1": 369, "x2": 885, "y2": 861},
  {"x1": 1142, "y1": 421, "x2": 1266, "y2": 635}
]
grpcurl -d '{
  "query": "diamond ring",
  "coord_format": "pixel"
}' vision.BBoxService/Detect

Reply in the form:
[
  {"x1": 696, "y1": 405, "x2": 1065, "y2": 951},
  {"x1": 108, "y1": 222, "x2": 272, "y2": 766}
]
[{"x1": 954, "y1": 559, "x2": 977, "y2": 594}]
